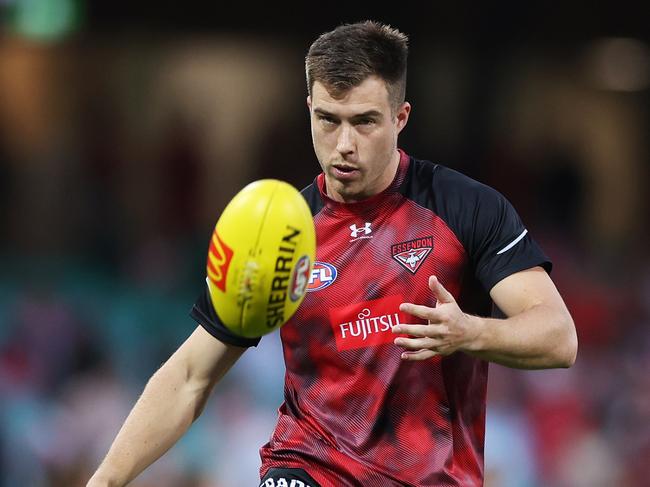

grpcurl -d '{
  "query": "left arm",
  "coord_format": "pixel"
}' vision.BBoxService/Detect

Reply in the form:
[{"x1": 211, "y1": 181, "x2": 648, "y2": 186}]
[{"x1": 393, "y1": 267, "x2": 577, "y2": 369}]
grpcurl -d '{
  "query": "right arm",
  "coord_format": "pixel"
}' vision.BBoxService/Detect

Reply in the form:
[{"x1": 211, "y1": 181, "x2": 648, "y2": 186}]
[{"x1": 87, "y1": 325, "x2": 246, "y2": 487}]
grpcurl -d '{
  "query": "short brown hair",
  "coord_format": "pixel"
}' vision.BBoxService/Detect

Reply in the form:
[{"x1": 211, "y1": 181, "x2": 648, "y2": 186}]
[{"x1": 305, "y1": 20, "x2": 409, "y2": 112}]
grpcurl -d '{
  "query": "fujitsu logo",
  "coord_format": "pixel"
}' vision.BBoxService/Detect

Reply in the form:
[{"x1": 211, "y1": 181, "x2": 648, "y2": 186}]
[
  {"x1": 349, "y1": 222, "x2": 372, "y2": 242},
  {"x1": 329, "y1": 294, "x2": 415, "y2": 351},
  {"x1": 339, "y1": 307, "x2": 402, "y2": 342}
]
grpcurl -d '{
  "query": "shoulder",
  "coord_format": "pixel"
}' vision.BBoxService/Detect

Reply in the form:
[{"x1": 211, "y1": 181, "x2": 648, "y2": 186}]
[
  {"x1": 300, "y1": 179, "x2": 324, "y2": 216},
  {"x1": 402, "y1": 157, "x2": 508, "y2": 217}
]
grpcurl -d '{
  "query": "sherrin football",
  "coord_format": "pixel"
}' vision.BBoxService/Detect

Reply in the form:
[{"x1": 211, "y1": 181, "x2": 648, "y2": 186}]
[{"x1": 206, "y1": 179, "x2": 316, "y2": 338}]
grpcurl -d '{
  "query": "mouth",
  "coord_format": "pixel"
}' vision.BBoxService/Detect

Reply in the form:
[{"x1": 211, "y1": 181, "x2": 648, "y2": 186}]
[
  {"x1": 331, "y1": 164, "x2": 361, "y2": 181},
  {"x1": 332, "y1": 164, "x2": 359, "y2": 174}
]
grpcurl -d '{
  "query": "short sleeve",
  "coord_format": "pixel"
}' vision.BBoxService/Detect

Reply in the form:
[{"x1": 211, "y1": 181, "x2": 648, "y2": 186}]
[
  {"x1": 189, "y1": 283, "x2": 261, "y2": 348},
  {"x1": 469, "y1": 186, "x2": 551, "y2": 291},
  {"x1": 426, "y1": 164, "x2": 552, "y2": 293}
]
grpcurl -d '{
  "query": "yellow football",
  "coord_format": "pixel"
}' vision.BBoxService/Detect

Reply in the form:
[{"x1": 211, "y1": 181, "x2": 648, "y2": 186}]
[{"x1": 205, "y1": 179, "x2": 316, "y2": 338}]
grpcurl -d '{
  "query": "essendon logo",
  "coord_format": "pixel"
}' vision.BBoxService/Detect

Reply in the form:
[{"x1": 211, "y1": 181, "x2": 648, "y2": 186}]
[
  {"x1": 307, "y1": 262, "x2": 337, "y2": 292},
  {"x1": 206, "y1": 230, "x2": 234, "y2": 292},
  {"x1": 328, "y1": 294, "x2": 420, "y2": 351},
  {"x1": 391, "y1": 236, "x2": 433, "y2": 274}
]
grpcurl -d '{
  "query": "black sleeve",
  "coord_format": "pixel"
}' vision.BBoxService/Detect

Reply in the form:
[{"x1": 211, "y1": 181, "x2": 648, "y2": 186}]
[
  {"x1": 301, "y1": 179, "x2": 325, "y2": 216},
  {"x1": 432, "y1": 165, "x2": 552, "y2": 292},
  {"x1": 189, "y1": 283, "x2": 261, "y2": 348}
]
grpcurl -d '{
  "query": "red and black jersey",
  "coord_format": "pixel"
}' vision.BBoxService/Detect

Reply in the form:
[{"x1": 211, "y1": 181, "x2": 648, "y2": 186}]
[{"x1": 191, "y1": 150, "x2": 551, "y2": 486}]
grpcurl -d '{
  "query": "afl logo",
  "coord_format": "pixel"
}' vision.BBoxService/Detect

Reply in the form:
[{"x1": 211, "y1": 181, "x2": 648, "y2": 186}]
[{"x1": 307, "y1": 262, "x2": 338, "y2": 292}]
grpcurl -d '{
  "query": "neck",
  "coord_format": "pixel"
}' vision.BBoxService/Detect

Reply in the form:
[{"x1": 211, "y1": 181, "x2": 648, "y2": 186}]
[{"x1": 374, "y1": 149, "x2": 401, "y2": 193}]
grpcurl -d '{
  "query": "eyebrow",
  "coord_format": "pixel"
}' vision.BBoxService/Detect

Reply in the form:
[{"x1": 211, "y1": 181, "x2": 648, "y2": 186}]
[{"x1": 313, "y1": 108, "x2": 383, "y2": 119}]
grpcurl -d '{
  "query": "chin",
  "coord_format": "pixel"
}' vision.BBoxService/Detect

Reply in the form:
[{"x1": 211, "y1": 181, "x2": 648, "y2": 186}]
[{"x1": 341, "y1": 187, "x2": 368, "y2": 202}]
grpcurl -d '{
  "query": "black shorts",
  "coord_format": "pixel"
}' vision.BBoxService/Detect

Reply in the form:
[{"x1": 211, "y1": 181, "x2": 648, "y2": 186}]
[{"x1": 260, "y1": 467, "x2": 321, "y2": 487}]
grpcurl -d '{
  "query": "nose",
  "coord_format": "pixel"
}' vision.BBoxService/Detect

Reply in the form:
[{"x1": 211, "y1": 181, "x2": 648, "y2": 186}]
[{"x1": 336, "y1": 125, "x2": 355, "y2": 156}]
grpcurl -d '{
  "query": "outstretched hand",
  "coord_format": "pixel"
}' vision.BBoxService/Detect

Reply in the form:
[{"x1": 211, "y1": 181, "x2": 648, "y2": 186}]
[{"x1": 393, "y1": 276, "x2": 482, "y2": 361}]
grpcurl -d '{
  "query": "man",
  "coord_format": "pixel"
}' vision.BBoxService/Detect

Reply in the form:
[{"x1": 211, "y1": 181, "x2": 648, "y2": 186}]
[{"x1": 88, "y1": 21, "x2": 577, "y2": 486}]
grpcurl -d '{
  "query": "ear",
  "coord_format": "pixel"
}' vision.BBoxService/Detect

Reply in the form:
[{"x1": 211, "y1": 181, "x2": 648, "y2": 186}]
[{"x1": 395, "y1": 102, "x2": 411, "y2": 134}]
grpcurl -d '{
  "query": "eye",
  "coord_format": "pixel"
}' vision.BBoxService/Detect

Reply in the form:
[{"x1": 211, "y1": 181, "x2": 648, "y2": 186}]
[
  {"x1": 356, "y1": 118, "x2": 376, "y2": 126},
  {"x1": 317, "y1": 115, "x2": 337, "y2": 125}
]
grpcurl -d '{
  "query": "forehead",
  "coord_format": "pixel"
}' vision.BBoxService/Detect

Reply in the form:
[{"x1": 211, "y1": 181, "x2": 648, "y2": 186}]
[{"x1": 311, "y1": 76, "x2": 391, "y2": 115}]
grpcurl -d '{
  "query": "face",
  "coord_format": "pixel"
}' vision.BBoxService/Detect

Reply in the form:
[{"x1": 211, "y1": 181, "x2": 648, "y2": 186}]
[{"x1": 307, "y1": 76, "x2": 410, "y2": 203}]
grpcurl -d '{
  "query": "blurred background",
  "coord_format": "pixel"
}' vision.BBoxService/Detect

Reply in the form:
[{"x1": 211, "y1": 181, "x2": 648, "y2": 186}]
[{"x1": 0, "y1": 2, "x2": 648, "y2": 486}]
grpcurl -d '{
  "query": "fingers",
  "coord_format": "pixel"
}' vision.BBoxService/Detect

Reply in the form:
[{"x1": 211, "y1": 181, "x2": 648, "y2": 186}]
[
  {"x1": 399, "y1": 276, "x2": 455, "y2": 320},
  {"x1": 394, "y1": 336, "x2": 438, "y2": 350},
  {"x1": 394, "y1": 276, "x2": 460, "y2": 362},
  {"x1": 392, "y1": 323, "x2": 447, "y2": 337},
  {"x1": 429, "y1": 275, "x2": 455, "y2": 304},
  {"x1": 394, "y1": 335, "x2": 452, "y2": 352},
  {"x1": 394, "y1": 335, "x2": 452, "y2": 359},
  {"x1": 400, "y1": 349, "x2": 439, "y2": 361},
  {"x1": 399, "y1": 303, "x2": 447, "y2": 322}
]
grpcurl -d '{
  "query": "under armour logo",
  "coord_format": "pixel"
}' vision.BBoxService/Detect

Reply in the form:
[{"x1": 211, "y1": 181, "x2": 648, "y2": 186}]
[{"x1": 349, "y1": 222, "x2": 373, "y2": 241}]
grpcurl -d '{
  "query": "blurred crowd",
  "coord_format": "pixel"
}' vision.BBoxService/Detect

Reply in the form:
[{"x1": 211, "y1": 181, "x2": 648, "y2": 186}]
[{"x1": 1, "y1": 6, "x2": 649, "y2": 487}]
